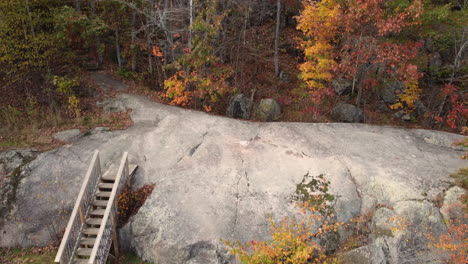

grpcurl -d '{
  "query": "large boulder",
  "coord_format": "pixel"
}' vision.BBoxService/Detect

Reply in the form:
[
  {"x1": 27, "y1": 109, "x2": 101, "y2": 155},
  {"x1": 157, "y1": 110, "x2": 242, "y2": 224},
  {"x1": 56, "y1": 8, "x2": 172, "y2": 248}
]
[
  {"x1": 381, "y1": 81, "x2": 405, "y2": 104},
  {"x1": 254, "y1": 98, "x2": 281, "y2": 121},
  {"x1": 0, "y1": 94, "x2": 465, "y2": 264},
  {"x1": 226, "y1": 94, "x2": 250, "y2": 119},
  {"x1": 53, "y1": 129, "x2": 82, "y2": 143},
  {"x1": 332, "y1": 103, "x2": 365, "y2": 123},
  {"x1": 332, "y1": 78, "x2": 353, "y2": 96}
]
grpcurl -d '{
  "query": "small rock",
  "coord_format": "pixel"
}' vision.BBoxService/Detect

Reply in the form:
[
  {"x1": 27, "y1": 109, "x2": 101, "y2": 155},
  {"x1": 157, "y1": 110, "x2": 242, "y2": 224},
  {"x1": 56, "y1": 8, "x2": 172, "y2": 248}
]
[
  {"x1": 92, "y1": 127, "x2": 110, "y2": 133},
  {"x1": 279, "y1": 71, "x2": 290, "y2": 83},
  {"x1": 381, "y1": 81, "x2": 405, "y2": 104},
  {"x1": 226, "y1": 94, "x2": 251, "y2": 119},
  {"x1": 98, "y1": 98, "x2": 127, "y2": 113},
  {"x1": 376, "y1": 101, "x2": 390, "y2": 113},
  {"x1": 331, "y1": 103, "x2": 365, "y2": 123},
  {"x1": 393, "y1": 110, "x2": 404, "y2": 119},
  {"x1": 332, "y1": 78, "x2": 353, "y2": 96},
  {"x1": 255, "y1": 99, "x2": 281, "y2": 121},
  {"x1": 53, "y1": 129, "x2": 82, "y2": 143},
  {"x1": 415, "y1": 101, "x2": 428, "y2": 117},
  {"x1": 401, "y1": 114, "x2": 412, "y2": 122},
  {"x1": 338, "y1": 245, "x2": 371, "y2": 264}
]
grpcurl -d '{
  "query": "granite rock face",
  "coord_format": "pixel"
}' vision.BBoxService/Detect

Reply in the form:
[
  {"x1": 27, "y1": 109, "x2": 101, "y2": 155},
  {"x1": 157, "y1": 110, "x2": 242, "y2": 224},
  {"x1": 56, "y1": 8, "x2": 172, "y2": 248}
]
[{"x1": 0, "y1": 94, "x2": 465, "y2": 264}]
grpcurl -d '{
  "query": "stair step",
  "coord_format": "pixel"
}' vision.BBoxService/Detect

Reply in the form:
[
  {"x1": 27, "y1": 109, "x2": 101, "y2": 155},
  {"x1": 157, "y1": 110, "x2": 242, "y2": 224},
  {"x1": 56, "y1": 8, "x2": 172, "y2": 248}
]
[
  {"x1": 86, "y1": 218, "x2": 103, "y2": 225},
  {"x1": 101, "y1": 163, "x2": 138, "y2": 181},
  {"x1": 93, "y1": 199, "x2": 109, "y2": 207},
  {"x1": 76, "y1": 247, "x2": 93, "y2": 257},
  {"x1": 82, "y1": 227, "x2": 100, "y2": 236},
  {"x1": 98, "y1": 182, "x2": 114, "y2": 189},
  {"x1": 80, "y1": 237, "x2": 96, "y2": 246},
  {"x1": 74, "y1": 260, "x2": 90, "y2": 264},
  {"x1": 95, "y1": 191, "x2": 111, "y2": 198},
  {"x1": 90, "y1": 209, "x2": 105, "y2": 216}
]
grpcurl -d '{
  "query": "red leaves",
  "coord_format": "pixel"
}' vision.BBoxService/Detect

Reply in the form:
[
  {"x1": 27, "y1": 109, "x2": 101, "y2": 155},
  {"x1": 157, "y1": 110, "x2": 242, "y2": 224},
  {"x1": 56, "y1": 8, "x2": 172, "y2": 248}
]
[{"x1": 440, "y1": 84, "x2": 466, "y2": 129}]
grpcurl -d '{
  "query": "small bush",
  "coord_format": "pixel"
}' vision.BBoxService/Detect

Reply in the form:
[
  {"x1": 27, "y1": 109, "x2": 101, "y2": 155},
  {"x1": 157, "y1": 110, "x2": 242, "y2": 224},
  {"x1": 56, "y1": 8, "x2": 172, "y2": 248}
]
[
  {"x1": 117, "y1": 184, "x2": 155, "y2": 228},
  {"x1": 226, "y1": 173, "x2": 340, "y2": 264}
]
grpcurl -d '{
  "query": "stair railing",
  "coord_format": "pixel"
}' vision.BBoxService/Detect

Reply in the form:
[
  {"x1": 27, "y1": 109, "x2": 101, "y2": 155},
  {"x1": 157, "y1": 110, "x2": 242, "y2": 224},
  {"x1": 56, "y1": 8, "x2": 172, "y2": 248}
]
[
  {"x1": 55, "y1": 150, "x2": 102, "y2": 264},
  {"x1": 88, "y1": 152, "x2": 129, "y2": 264}
]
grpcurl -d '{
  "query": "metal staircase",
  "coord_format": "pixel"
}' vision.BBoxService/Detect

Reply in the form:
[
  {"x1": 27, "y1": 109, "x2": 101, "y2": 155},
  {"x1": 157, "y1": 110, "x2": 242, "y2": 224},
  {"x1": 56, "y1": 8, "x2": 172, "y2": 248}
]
[{"x1": 55, "y1": 151, "x2": 138, "y2": 264}]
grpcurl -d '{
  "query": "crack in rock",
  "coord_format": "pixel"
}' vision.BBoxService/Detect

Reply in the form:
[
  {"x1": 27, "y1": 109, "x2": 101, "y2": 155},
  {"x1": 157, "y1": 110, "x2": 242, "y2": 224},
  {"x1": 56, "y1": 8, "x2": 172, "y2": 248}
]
[
  {"x1": 335, "y1": 156, "x2": 363, "y2": 214},
  {"x1": 231, "y1": 156, "x2": 254, "y2": 236},
  {"x1": 175, "y1": 131, "x2": 209, "y2": 164}
]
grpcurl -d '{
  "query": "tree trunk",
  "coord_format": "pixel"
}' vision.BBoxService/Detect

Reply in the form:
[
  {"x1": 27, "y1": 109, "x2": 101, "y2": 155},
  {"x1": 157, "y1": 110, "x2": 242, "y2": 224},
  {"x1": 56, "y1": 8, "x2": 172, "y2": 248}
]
[
  {"x1": 436, "y1": 38, "x2": 468, "y2": 118},
  {"x1": 131, "y1": 11, "x2": 137, "y2": 71},
  {"x1": 274, "y1": 0, "x2": 281, "y2": 76},
  {"x1": 356, "y1": 83, "x2": 363, "y2": 108},
  {"x1": 147, "y1": 29, "x2": 153, "y2": 74},
  {"x1": 189, "y1": 0, "x2": 193, "y2": 50},
  {"x1": 162, "y1": 0, "x2": 174, "y2": 64},
  {"x1": 243, "y1": 0, "x2": 250, "y2": 45},
  {"x1": 115, "y1": 29, "x2": 122, "y2": 68},
  {"x1": 90, "y1": 0, "x2": 103, "y2": 67},
  {"x1": 75, "y1": 0, "x2": 81, "y2": 12},
  {"x1": 25, "y1": 0, "x2": 35, "y2": 38}
]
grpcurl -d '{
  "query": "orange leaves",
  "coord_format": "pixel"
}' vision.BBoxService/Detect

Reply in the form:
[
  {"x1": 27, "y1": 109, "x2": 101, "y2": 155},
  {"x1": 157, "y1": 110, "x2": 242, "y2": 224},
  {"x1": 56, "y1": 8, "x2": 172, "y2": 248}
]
[
  {"x1": 297, "y1": 0, "x2": 424, "y2": 112},
  {"x1": 429, "y1": 217, "x2": 468, "y2": 264},
  {"x1": 152, "y1": 45, "x2": 164, "y2": 61},
  {"x1": 164, "y1": 71, "x2": 192, "y2": 106},
  {"x1": 226, "y1": 173, "x2": 340, "y2": 264}
]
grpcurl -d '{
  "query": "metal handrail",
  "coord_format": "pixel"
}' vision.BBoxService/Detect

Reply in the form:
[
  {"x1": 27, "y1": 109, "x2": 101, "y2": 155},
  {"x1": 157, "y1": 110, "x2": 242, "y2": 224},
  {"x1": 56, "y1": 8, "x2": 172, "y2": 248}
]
[
  {"x1": 88, "y1": 152, "x2": 129, "y2": 264},
  {"x1": 55, "y1": 150, "x2": 102, "y2": 264}
]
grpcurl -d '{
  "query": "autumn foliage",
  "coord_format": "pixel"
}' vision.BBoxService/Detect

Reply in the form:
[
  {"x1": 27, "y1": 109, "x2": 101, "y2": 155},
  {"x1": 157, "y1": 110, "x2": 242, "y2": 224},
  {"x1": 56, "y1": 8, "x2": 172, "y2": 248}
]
[
  {"x1": 226, "y1": 174, "x2": 340, "y2": 264},
  {"x1": 297, "y1": 0, "x2": 424, "y2": 110},
  {"x1": 117, "y1": 184, "x2": 155, "y2": 228},
  {"x1": 163, "y1": 0, "x2": 233, "y2": 110}
]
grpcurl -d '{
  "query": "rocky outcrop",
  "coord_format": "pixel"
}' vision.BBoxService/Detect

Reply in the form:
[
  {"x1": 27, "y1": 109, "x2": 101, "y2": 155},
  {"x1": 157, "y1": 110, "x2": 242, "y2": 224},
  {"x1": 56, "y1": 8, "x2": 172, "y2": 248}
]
[
  {"x1": 254, "y1": 98, "x2": 281, "y2": 121},
  {"x1": 226, "y1": 94, "x2": 251, "y2": 119},
  {"x1": 0, "y1": 149, "x2": 39, "y2": 220},
  {"x1": 332, "y1": 103, "x2": 365, "y2": 123},
  {"x1": 0, "y1": 94, "x2": 465, "y2": 264},
  {"x1": 333, "y1": 78, "x2": 353, "y2": 96},
  {"x1": 53, "y1": 129, "x2": 82, "y2": 143},
  {"x1": 381, "y1": 81, "x2": 405, "y2": 104}
]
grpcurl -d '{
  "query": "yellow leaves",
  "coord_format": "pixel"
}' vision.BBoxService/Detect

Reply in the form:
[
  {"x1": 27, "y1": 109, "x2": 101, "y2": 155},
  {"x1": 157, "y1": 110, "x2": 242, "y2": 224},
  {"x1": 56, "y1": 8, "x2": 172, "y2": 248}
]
[
  {"x1": 391, "y1": 64, "x2": 422, "y2": 111},
  {"x1": 297, "y1": 0, "x2": 341, "y2": 101},
  {"x1": 227, "y1": 174, "x2": 341, "y2": 264}
]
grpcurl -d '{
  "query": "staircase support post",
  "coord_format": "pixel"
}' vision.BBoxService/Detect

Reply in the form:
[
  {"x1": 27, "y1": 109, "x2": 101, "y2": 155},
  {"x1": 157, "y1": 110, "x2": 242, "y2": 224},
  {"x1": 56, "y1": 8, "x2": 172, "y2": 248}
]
[
  {"x1": 111, "y1": 212, "x2": 120, "y2": 261},
  {"x1": 78, "y1": 207, "x2": 85, "y2": 224}
]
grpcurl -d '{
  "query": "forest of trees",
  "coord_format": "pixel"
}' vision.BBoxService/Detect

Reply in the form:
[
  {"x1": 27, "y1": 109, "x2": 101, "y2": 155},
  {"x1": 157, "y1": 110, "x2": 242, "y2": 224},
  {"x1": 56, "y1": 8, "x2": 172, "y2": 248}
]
[{"x1": 0, "y1": 0, "x2": 467, "y2": 146}]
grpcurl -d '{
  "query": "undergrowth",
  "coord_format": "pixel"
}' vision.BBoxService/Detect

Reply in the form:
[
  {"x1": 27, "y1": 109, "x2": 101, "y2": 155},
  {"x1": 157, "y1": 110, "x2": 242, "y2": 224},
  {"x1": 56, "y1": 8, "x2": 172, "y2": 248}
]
[{"x1": 117, "y1": 184, "x2": 155, "y2": 228}]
